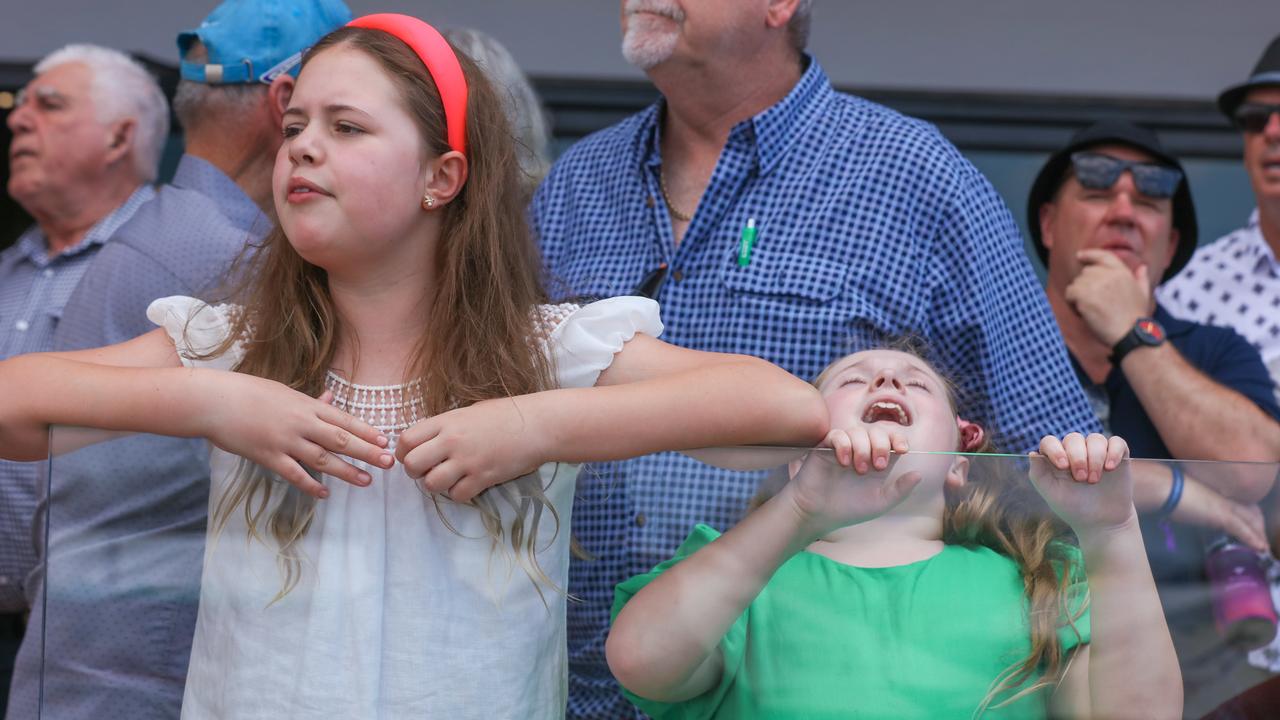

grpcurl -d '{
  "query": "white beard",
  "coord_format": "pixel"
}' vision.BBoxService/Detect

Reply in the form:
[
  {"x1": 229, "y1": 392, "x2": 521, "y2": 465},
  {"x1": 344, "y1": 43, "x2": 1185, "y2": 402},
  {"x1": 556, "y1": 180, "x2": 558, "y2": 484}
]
[{"x1": 621, "y1": 0, "x2": 684, "y2": 70}]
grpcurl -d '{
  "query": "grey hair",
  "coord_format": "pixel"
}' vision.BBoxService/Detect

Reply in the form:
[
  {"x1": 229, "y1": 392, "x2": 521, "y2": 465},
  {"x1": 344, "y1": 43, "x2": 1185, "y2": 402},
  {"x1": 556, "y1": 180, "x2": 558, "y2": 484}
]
[
  {"x1": 35, "y1": 44, "x2": 169, "y2": 182},
  {"x1": 788, "y1": 0, "x2": 814, "y2": 53},
  {"x1": 445, "y1": 28, "x2": 552, "y2": 193},
  {"x1": 172, "y1": 40, "x2": 268, "y2": 137},
  {"x1": 173, "y1": 80, "x2": 266, "y2": 134}
]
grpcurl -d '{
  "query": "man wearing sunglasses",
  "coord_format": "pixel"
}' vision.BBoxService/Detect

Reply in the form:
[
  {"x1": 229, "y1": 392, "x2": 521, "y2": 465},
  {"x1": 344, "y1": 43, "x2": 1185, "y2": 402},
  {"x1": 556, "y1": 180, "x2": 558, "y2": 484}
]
[
  {"x1": 1029, "y1": 119, "x2": 1280, "y2": 716},
  {"x1": 1159, "y1": 34, "x2": 1280, "y2": 404}
]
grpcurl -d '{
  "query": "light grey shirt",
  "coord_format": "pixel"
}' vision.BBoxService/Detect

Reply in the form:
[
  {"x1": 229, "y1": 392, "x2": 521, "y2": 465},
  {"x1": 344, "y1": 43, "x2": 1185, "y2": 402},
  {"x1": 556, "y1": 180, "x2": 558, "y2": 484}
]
[{"x1": 8, "y1": 155, "x2": 266, "y2": 720}]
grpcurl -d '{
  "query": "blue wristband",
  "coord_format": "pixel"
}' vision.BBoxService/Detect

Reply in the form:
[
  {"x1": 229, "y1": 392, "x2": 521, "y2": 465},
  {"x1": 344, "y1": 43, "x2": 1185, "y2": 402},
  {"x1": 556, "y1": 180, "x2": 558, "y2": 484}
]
[{"x1": 1159, "y1": 464, "x2": 1184, "y2": 516}]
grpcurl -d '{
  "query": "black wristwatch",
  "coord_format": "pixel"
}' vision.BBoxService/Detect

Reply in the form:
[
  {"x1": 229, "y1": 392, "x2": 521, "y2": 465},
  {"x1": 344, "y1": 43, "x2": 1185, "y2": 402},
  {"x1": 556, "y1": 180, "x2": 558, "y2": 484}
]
[{"x1": 1110, "y1": 317, "x2": 1166, "y2": 365}]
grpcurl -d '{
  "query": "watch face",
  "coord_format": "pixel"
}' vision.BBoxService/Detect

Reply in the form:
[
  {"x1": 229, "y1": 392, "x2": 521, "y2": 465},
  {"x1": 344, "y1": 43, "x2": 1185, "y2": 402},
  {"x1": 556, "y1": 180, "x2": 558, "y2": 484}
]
[{"x1": 1135, "y1": 318, "x2": 1166, "y2": 344}]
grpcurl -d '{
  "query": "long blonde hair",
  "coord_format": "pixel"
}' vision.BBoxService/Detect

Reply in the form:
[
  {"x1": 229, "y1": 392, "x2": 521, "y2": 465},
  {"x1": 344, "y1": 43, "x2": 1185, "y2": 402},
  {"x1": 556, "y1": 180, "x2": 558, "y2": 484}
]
[
  {"x1": 204, "y1": 26, "x2": 560, "y2": 600},
  {"x1": 809, "y1": 344, "x2": 1088, "y2": 713}
]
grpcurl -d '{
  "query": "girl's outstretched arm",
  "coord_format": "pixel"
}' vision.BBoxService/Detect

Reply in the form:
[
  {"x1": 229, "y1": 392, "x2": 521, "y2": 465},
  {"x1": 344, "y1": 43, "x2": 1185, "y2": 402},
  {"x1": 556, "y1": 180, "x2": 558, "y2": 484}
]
[
  {"x1": 0, "y1": 328, "x2": 392, "y2": 498},
  {"x1": 399, "y1": 334, "x2": 828, "y2": 501},
  {"x1": 1032, "y1": 435, "x2": 1183, "y2": 720}
]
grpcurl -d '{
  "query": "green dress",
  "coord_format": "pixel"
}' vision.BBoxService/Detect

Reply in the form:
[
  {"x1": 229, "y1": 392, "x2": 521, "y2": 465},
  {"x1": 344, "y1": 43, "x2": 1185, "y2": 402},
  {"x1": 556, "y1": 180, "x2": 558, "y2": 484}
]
[{"x1": 612, "y1": 525, "x2": 1090, "y2": 720}]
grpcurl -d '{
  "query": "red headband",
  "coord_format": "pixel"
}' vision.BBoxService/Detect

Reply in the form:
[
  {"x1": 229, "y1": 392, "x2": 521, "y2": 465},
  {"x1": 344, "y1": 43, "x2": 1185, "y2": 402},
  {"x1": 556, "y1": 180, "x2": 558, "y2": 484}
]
[{"x1": 346, "y1": 13, "x2": 468, "y2": 155}]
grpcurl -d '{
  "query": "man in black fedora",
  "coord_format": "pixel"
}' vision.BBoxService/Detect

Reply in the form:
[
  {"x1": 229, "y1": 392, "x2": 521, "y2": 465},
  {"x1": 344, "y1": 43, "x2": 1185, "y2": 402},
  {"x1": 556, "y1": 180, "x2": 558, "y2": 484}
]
[
  {"x1": 1160, "y1": 34, "x2": 1280, "y2": 402},
  {"x1": 1029, "y1": 118, "x2": 1280, "y2": 716}
]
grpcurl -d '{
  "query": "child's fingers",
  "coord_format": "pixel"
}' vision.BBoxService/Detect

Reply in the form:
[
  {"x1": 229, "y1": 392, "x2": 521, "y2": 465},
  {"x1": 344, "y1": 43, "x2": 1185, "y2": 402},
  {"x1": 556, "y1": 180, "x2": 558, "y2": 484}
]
[
  {"x1": 1084, "y1": 433, "x2": 1109, "y2": 483},
  {"x1": 418, "y1": 459, "x2": 464, "y2": 497},
  {"x1": 296, "y1": 439, "x2": 372, "y2": 487},
  {"x1": 401, "y1": 436, "x2": 451, "y2": 479},
  {"x1": 868, "y1": 428, "x2": 892, "y2": 470},
  {"x1": 269, "y1": 454, "x2": 329, "y2": 499},
  {"x1": 314, "y1": 406, "x2": 392, "y2": 468},
  {"x1": 1061, "y1": 433, "x2": 1089, "y2": 481},
  {"x1": 824, "y1": 429, "x2": 854, "y2": 467},
  {"x1": 885, "y1": 471, "x2": 922, "y2": 507},
  {"x1": 1103, "y1": 436, "x2": 1128, "y2": 471},
  {"x1": 1037, "y1": 435, "x2": 1068, "y2": 470},
  {"x1": 397, "y1": 418, "x2": 441, "y2": 464},
  {"x1": 889, "y1": 431, "x2": 909, "y2": 456},
  {"x1": 850, "y1": 429, "x2": 872, "y2": 474},
  {"x1": 448, "y1": 474, "x2": 489, "y2": 505}
]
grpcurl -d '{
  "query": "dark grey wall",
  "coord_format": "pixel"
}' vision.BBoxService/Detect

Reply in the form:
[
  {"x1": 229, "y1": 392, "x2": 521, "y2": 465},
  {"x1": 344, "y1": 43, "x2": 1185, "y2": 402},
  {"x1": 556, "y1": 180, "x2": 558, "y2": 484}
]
[{"x1": 3, "y1": 1, "x2": 1277, "y2": 101}]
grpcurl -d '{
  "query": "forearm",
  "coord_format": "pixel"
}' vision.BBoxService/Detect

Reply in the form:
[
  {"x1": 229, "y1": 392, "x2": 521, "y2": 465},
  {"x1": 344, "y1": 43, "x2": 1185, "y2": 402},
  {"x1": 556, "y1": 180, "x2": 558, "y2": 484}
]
[
  {"x1": 608, "y1": 494, "x2": 813, "y2": 701},
  {"x1": 538, "y1": 357, "x2": 827, "y2": 463},
  {"x1": 1075, "y1": 518, "x2": 1182, "y2": 718},
  {"x1": 0, "y1": 354, "x2": 211, "y2": 460},
  {"x1": 1123, "y1": 344, "x2": 1280, "y2": 466}
]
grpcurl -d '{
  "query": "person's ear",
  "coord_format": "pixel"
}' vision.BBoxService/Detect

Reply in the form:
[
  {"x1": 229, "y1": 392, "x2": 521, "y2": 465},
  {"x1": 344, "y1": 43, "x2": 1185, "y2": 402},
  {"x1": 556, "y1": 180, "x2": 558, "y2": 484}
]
[
  {"x1": 267, "y1": 75, "x2": 294, "y2": 131},
  {"x1": 944, "y1": 455, "x2": 970, "y2": 491},
  {"x1": 104, "y1": 118, "x2": 135, "y2": 166},
  {"x1": 956, "y1": 417, "x2": 985, "y2": 452},
  {"x1": 765, "y1": 0, "x2": 803, "y2": 29},
  {"x1": 1038, "y1": 202, "x2": 1058, "y2": 252},
  {"x1": 421, "y1": 150, "x2": 468, "y2": 209},
  {"x1": 1163, "y1": 227, "x2": 1180, "y2": 269}
]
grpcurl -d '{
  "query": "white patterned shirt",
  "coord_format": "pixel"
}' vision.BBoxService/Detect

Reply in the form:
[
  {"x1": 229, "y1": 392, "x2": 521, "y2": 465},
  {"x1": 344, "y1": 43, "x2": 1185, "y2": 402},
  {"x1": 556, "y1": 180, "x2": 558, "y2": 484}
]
[{"x1": 1158, "y1": 210, "x2": 1280, "y2": 400}]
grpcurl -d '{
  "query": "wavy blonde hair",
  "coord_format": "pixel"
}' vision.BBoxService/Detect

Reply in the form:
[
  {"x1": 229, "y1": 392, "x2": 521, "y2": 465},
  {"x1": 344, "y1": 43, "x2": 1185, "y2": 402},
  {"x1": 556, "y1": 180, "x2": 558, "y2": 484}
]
[
  {"x1": 807, "y1": 343, "x2": 1088, "y2": 714},
  {"x1": 203, "y1": 27, "x2": 562, "y2": 602}
]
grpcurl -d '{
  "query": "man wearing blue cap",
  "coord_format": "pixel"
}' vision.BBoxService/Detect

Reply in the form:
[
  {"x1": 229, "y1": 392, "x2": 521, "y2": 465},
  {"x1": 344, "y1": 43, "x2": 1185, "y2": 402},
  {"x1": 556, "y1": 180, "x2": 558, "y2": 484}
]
[{"x1": 4, "y1": 2, "x2": 351, "y2": 718}]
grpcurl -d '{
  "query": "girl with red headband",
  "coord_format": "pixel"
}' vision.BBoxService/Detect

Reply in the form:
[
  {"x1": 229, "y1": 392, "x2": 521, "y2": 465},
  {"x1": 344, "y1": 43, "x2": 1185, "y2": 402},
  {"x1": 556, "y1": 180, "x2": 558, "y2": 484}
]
[{"x1": 0, "y1": 14, "x2": 827, "y2": 718}]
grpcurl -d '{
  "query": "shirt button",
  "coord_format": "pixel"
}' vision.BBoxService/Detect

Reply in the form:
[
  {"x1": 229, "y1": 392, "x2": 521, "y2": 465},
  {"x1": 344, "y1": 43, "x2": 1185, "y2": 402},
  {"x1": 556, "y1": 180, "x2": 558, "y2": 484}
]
[
  {"x1": 42, "y1": 269, "x2": 54, "y2": 278},
  {"x1": 635, "y1": 513, "x2": 647, "y2": 528},
  {"x1": 0, "y1": 576, "x2": 9, "y2": 585},
  {"x1": 645, "y1": 196, "x2": 655, "y2": 209},
  {"x1": 672, "y1": 270, "x2": 685, "y2": 283},
  {"x1": 14, "y1": 320, "x2": 29, "y2": 332}
]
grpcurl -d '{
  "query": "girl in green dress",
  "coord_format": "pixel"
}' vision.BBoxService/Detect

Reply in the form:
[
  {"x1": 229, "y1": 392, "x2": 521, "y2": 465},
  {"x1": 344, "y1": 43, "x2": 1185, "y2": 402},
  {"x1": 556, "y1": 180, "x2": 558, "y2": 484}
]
[{"x1": 608, "y1": 347, "x2": 1181, "y2": 719}]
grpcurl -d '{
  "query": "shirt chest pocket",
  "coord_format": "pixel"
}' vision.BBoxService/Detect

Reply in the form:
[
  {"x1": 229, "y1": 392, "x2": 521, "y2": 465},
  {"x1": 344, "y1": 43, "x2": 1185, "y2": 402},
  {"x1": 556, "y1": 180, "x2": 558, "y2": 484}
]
[
  {"x1": 720, "y1": 250, "x2": 847, "y2": 304},
  {"x1": 716, "y1": 250, "x2": 886, "y2": 372}
]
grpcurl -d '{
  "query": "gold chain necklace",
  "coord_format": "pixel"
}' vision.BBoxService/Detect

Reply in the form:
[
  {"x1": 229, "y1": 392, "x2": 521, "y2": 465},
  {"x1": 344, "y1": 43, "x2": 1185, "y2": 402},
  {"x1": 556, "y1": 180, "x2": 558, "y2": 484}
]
[{"x1": 658, "y1": 168, "x2": 694, "y2": 222}]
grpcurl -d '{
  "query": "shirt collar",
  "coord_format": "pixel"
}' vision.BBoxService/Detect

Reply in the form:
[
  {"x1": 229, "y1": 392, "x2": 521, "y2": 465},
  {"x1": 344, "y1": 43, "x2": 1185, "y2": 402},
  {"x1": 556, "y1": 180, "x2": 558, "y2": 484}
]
[
  {"x1": 639, "y1": 54, "x2": 834, "y2": 177},
  {"x1": 14, "y1": 184, "x2": 156, "y2": 267},
  {"x1": 170, "y1": 153, "x2": 264, "y2": 234}
]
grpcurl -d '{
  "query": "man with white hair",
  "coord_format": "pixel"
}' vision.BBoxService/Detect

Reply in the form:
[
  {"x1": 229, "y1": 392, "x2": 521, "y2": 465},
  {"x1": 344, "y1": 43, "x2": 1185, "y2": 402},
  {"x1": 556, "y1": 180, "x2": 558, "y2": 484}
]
[
  {"x1": 0, "y1": 42, "x2": 165, "y2": 707},
  {"x1": 2, "y1": 2, "x2": 351, "y2": 718},
  {"x1": 532, "y1": 1, "x2": 1100, "y2": 716}
]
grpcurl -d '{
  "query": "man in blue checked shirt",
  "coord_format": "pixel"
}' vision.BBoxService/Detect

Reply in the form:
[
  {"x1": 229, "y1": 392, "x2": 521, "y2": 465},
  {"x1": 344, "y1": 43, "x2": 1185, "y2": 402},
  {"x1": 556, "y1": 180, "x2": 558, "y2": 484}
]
[
  {"x1": 531, "y1": 1, "x2": 1101, "y2": 717},
  {"x1": 0, "y1": 44, "x2": 167, "y2": 709}
]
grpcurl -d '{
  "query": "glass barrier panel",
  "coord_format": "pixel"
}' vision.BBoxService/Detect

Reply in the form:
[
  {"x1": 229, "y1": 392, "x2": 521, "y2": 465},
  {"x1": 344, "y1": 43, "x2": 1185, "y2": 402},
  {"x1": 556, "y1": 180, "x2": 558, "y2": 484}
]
[{"x1": 38, "y1": 431, "x2": 1280, "y2": 718}]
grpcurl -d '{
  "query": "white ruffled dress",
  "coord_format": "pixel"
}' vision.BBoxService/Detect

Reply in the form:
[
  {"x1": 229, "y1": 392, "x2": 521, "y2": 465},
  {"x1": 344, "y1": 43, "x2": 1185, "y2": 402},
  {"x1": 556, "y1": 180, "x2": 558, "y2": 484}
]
[{"x1": 145, "y1": 295, "x2": 662, "y2": 720}]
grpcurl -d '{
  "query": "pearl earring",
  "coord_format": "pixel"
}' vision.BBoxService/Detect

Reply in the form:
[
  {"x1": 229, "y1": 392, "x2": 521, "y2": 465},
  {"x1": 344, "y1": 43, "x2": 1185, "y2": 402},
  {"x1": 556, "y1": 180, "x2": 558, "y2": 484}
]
[{"x1": 421, "y1": 194, "x2": 436, "y2": 210}]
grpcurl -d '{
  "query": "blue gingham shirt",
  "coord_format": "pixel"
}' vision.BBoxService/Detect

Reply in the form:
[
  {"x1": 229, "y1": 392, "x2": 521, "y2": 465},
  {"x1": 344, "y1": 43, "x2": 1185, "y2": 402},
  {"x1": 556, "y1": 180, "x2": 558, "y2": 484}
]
[
  {"x1": 0, "y1": 184, "x2": 153, "y2": 612},
  {"x1": 532, "y1": 57, "x2": 1099, "y2": 719},
  {"x1": 4, "y1": 154, "x2": 267, "y2": 720}
]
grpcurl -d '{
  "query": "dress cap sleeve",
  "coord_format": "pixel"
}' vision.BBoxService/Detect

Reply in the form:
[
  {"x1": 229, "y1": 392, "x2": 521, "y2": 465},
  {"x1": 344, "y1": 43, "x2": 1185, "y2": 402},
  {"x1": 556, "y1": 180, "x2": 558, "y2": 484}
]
[
  {"x1": 546, "y1": 296, "x2": 663, "y2": 389},
  {"x1": 146, "y1": 295, "x2": 244, "y2": 371}
]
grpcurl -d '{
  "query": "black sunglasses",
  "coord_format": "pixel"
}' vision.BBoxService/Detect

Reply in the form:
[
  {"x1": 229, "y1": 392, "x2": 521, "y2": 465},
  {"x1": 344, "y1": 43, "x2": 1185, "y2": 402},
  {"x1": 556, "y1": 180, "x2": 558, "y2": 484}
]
[
  {"x1": 1232, "y1": 103, "x2": 1280, "y2": 134},
  {"x1": 1069, "y1": 152, "x2": 1183, "y2": 199}
]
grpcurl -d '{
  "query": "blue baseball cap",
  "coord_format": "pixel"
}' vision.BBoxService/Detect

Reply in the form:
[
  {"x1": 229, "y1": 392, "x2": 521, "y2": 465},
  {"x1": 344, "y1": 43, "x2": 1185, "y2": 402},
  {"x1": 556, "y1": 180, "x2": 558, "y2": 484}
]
[{"x1": 177, "y1": 0, "x2": 353, "y2": 85}]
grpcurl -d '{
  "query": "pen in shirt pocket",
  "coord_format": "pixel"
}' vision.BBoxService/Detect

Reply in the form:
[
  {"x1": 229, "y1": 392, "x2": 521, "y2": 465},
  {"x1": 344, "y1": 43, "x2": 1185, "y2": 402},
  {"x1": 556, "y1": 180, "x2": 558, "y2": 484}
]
[{"x1": 738, "y1": 218, "x2": 758, "y2": 267}]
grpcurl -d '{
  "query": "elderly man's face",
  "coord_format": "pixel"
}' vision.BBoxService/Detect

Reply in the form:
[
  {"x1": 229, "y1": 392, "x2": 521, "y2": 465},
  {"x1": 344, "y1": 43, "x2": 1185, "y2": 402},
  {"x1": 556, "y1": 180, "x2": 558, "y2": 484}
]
[
  {"x1": 6, "y1": 62, "x2": 114, "y2": 212},
  {"x1": 1241, "y1": 86, "x2": 1280, "y2": 206},
  {"x1": 1039, "y1": 144, "x2": 1180, "y2": 291}
]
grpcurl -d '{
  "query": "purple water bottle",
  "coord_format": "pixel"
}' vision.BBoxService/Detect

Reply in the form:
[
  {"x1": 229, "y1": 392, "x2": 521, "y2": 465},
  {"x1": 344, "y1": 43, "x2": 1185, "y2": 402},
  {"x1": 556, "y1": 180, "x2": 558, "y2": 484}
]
[{"x1": 1205, "y1": 536, "x2": 1278, "y2": 651}]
